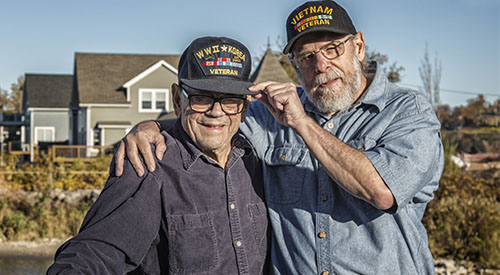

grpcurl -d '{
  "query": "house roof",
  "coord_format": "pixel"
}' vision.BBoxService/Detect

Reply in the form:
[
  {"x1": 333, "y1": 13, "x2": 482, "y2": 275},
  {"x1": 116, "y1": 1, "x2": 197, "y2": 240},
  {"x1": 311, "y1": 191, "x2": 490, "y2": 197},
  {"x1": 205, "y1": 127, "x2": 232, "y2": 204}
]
[
  {"x1": 75, "y1": 53, "x2": 181, "y2": 104},
  {"x1": 23, "y1": 74, "x2": 73, "y2": 109},
  {"x1": 250, "y1": 48, "x2": 294, "y2": 84}
]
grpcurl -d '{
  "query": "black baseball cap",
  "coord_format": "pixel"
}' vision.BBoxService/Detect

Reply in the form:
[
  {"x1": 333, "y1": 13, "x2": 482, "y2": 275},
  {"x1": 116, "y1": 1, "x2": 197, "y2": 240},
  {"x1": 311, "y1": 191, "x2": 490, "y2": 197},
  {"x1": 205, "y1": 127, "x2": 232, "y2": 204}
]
[
  {"x1": 178, "y1": 36, "x2": 254, "y2": 96},
  {"x1": 283, "y1": 0, "x2": 357, "y2": 54}
]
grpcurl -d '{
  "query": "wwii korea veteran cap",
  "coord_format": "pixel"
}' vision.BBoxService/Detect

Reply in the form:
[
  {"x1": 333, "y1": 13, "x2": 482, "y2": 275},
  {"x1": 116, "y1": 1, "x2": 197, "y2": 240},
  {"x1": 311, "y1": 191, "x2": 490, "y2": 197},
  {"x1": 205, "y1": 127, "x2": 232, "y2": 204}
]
[
  {"x1": 283, "y1": 0, "x2": 357, "y2": 54},
  {"x1": 178, "y1": 36, "x2": 254, "y2": 95}
]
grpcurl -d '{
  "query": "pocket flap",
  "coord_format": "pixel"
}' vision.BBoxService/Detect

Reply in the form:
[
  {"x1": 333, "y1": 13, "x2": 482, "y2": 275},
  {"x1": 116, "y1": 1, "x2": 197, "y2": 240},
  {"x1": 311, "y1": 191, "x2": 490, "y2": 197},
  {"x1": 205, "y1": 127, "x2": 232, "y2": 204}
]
[
  {"x1": 167, "y1": 212, "x2": 213, "y2": 231},
  {"x1": 264, "y1": 146, "x2": 307, "y2": 166}
]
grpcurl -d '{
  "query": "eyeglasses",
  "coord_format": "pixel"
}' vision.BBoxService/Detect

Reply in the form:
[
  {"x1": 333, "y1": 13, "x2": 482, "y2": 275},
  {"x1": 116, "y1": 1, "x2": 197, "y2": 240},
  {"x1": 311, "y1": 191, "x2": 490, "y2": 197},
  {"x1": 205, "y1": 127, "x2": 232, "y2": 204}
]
[
  {"x1": 182, "y1": 89, "x2": 246, "y2": 115},
  {"x1": 292, "y1": 35, "x2": 355, "y2": 69}
]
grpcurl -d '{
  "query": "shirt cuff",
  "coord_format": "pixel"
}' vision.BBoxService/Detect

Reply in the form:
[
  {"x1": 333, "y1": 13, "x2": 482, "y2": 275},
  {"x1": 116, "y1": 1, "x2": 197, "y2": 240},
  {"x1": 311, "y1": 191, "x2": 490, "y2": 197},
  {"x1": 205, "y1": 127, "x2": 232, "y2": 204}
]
[{"x1": 364, "y1": 151, "x2": 401, "y2": 214}]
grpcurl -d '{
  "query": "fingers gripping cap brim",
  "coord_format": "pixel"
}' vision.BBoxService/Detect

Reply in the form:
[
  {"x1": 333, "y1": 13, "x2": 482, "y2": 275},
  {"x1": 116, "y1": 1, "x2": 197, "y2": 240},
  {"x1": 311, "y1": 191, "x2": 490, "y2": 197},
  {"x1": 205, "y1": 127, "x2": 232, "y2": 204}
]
[{"x1": 180, "y1": 78, "x2": 254, "y2": 96}]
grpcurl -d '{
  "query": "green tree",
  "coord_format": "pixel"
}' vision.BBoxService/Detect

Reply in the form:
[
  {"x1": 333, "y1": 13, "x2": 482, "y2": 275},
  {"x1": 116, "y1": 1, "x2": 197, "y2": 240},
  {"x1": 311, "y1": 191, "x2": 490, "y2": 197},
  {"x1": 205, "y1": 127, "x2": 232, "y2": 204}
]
[
  {"x1": 436, "y1": 105, "x2": 455, "y2": 129},
  {"x1": 448, "y1": 95, "x2": 492, "y2": 128},
  {"x1": 0, "y1": 75, "x2": 24, "y2": 113},
  {"x1": 0, "y1": 87, "x2": 11, "y2": 112},
  {"x1": 364, "y1": 47, "x2": 405, "y2": 83},
  {"x1": 10, "y1": 75, "x2": 24, "y2": 113},
  {"x1": 465, "y1": 95, "x2": 488, "y2": 126}
]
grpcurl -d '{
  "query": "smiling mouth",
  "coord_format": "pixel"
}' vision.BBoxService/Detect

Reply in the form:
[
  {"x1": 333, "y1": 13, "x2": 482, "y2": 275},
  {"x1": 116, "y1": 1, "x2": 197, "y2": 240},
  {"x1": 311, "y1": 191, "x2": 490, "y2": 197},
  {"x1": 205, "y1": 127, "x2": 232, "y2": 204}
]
[
  {"x1": 200, "y1": 122, "x2": 225, "y2": 129},
  {"x1": 320, "y1": 78, "x2": 339, "y2": 88}
]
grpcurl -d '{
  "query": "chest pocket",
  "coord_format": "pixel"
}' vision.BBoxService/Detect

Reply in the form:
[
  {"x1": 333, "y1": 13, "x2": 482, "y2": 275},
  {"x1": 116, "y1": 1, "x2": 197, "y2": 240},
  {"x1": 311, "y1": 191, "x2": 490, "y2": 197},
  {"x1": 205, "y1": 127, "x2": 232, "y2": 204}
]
[
  {"x1": 167, "y1": 213, "x2": 218, "y2": 274},
  {"x1": 263, "y1": 146, "x2": 308, "y2": 204}
]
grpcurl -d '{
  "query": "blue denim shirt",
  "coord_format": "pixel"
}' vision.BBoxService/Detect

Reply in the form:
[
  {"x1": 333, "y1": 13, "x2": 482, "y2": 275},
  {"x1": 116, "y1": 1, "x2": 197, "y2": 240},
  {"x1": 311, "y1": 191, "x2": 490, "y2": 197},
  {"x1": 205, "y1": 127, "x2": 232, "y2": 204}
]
[{"x1": 240, "y1": 63, "x2": 444, "y2": 275}]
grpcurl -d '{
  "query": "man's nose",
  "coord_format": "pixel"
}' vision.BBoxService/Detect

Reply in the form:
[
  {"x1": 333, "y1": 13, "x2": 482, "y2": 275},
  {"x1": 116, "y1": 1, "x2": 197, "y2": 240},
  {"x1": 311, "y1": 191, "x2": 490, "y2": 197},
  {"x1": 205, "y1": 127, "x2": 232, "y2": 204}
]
[
  {"x1": 207, "y1": 101, "x2": 225, "y2": 116},
  {"x1": 314, "y1": 51, "x2": 332, "y2": 73}
]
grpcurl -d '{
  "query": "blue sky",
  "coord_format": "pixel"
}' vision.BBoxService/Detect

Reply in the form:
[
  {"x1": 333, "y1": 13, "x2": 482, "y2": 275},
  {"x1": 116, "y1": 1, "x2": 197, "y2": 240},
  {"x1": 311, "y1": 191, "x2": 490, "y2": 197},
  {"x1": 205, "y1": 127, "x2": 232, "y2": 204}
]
[{"x1": 0, "y1": 0, "x2": 498, "y2": 107}]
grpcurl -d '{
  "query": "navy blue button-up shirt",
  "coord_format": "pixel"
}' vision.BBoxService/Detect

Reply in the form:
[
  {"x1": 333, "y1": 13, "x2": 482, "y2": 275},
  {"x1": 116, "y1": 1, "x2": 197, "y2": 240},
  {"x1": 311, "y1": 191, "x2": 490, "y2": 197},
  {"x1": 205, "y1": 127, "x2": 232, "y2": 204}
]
[
  {"x1": 240, "y1": 62, "x2": 444, "y2": 274},
  {"x1": 48, "y1": 121, "x2": 270, "y2": 274}
]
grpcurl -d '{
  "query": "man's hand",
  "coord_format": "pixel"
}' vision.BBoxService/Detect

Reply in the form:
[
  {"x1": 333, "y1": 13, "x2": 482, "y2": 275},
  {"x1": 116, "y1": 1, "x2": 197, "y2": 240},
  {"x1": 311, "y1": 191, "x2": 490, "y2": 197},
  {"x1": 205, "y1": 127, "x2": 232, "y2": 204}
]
[
  {"x1": 249, "y1": 81, "x2": 310, "y2": 131},
  {"x1": 250, "y1": 81, "x2": 394, "y2": 209},
  {"x1": 115, "y1": 120, "x2": 165, "y2": 177}
]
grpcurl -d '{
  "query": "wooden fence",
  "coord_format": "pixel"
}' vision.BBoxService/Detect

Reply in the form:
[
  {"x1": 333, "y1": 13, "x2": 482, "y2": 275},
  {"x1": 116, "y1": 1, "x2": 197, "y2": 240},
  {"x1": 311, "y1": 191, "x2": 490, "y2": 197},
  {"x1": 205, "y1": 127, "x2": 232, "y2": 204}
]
[
  {"x1": 3, "y1": 142, "x2": 114, "y2": 162},
  {"x1": 50, "y1": 145, "x2": 114, "y2": 162}
]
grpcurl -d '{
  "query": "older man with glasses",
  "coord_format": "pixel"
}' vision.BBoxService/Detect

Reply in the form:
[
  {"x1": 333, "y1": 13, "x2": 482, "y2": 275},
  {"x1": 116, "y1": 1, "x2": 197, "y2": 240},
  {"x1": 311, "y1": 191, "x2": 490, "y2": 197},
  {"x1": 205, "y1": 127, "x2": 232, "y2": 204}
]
[
  {"x1": 115, "y1": 1, "x2": 444, "y2": 274},
  {"x1": 48, "y1": 36, "x2": 269, "y2": 275}
]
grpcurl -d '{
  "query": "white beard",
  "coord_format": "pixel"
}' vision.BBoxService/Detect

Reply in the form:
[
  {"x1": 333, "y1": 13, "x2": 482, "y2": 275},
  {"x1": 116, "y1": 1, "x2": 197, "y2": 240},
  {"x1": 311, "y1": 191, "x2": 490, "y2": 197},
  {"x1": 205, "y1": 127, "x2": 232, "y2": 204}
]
[{"x1": 299, "y1": 53, "x2": 362, "y2": 114}]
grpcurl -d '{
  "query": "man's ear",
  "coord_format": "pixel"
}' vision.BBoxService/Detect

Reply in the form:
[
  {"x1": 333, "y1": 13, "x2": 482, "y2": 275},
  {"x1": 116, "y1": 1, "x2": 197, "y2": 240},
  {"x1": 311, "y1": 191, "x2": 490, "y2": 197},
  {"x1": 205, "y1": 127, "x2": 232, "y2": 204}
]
[
  {"x1": 353, "y1": 32, "x2": 366, "y2": 62},
  {"x1": 287, "y1": 53, "x2": 303, "y2": 81},
  {"x1": 171, "y1": 83, "x2": 182, "y2": 118},
  {"x1": 288, "y1": 54, "x2": 298, "y2": 69},
  {"x1": 240, "y1": 96, "x2": 251, "y2": 122}
]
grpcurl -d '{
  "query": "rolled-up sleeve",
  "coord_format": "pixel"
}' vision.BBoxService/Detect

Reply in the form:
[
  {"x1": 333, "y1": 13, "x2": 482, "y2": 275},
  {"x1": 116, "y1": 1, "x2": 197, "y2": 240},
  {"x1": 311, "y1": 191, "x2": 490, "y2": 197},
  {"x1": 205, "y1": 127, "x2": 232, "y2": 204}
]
[
  {"x1": 364, "y1": 94, "x2": 444, "y2": 215},
  {"x1": 47, "y1": 160, "x2": 163, "y2": 274}
]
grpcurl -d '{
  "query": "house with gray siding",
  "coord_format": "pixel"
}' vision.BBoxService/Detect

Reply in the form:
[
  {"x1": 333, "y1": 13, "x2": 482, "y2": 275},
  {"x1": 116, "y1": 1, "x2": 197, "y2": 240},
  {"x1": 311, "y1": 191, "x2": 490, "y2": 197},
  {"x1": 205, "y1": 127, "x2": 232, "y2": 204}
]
[
  {"x1": 22, "y1": 74, "x2": 73, "y2": 157},
  {"x1": 71, "y1": 53, "x2": 180, "y2": 148}
]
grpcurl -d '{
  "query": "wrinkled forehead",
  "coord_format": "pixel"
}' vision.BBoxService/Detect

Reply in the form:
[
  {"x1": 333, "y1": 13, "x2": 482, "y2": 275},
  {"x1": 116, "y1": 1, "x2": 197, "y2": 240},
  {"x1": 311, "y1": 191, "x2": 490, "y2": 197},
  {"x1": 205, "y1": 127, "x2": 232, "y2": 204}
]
[{"x1": 291, "y1": 31, "x2": 349, "y2": 54}]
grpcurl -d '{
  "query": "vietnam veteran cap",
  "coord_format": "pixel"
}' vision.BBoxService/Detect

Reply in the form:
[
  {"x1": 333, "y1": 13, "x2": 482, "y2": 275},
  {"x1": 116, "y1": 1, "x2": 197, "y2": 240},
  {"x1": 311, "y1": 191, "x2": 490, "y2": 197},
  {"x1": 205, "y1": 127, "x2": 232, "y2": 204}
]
[
  {"x1": 283, "y1": 0, "x2": 357, "y2": 54},
  {"x1": 178, "y1": 36, "x2": 253, "y2": 95}
]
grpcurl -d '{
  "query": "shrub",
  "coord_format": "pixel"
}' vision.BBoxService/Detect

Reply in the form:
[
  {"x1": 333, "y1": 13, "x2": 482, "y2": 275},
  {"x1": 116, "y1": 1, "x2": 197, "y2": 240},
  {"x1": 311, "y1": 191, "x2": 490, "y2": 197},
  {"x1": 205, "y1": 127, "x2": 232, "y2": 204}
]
[
  {"x1": 0, "y1": 190, "x2": 94, "y2": 241},
  {"x1": 0, "y1": 151, "x2": 112, "y2": 241},
  {"x1": 0, "y1": 152, "x2": 112, "y2": 191},
  {"x1": 423, "y1": 172, "x2": 500, "y2": 268},
  {"x1": 441, "y1": 132, "x2": 460, "y2": 174}
]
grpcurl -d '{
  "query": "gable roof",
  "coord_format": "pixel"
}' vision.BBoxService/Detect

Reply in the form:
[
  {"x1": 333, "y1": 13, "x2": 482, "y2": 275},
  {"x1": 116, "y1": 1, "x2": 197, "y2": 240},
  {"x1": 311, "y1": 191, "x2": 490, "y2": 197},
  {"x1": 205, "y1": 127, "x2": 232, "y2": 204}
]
[
  {"x1": 74, "y1": 53, "x2": 181, "y2": 104},
  {"x1": 122, "y1": 60, "x2": 178, "y2": 102},
  {"x1": 23, "y1": 74, "x2": 73, "y2": 109},
  {"x1": 251, "y1": 49, "x2": 295, "y2": 84}
]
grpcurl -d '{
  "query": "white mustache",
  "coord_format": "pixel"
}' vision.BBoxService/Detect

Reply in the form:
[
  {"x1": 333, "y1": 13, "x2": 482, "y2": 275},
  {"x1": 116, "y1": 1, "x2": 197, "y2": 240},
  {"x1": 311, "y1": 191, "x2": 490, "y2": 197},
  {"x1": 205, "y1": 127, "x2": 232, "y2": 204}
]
[{"x1": 313, "y1": 69, "x2": 344, "y2": 87}]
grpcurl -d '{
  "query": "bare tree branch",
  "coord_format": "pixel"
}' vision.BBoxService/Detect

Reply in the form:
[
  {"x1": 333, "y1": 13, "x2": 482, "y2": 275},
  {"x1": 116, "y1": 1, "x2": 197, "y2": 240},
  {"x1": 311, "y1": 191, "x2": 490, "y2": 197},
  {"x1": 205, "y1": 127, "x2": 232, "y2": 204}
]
[{"x1": 419, "y1": 42, "x2": 442, "y2": 109}]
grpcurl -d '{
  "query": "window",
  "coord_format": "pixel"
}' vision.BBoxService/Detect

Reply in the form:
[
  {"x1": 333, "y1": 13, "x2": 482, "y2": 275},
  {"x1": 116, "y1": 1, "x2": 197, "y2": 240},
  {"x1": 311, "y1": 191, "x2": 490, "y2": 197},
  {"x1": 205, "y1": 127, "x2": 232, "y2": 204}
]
[
  {"x1": 142, "y1": 91, "x2": 152, "y2": 109},
  {"x1": 34, "y1": 127, "x2": 55, "y2": 144},
  {"x1": 139, "y1": 89, "x2": 169, "y2": 112},
  {"x1": 155, "y1": 91, "x2": 166, "y2": 110}
]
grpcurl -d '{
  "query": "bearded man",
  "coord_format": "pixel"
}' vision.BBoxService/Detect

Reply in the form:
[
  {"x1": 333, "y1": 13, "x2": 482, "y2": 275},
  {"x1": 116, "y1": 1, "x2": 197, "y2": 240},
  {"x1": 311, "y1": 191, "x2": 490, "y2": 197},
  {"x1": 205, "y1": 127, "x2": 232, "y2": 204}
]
[{"x1": 115, "y1": 1, "x2": 444, "y2": 274}]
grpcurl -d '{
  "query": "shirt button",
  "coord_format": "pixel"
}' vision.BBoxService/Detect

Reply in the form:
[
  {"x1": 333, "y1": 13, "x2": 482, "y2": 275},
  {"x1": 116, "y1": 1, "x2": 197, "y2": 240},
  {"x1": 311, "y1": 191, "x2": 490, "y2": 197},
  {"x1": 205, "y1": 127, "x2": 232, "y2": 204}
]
[
  {"x1": 321, "y1": 194, "x2": 328, "y2": 201},
  {"x1": 230, "y1": 203, "x2": 235, "y2": 209},
  {"x1": 322, "y1": 271, "x2": 330, "y2": 275},
  {"x1": 327, "y1": 122, "x2": 334, "y2": 129},
  {"x1": 318, "y1": 232, "x2": 327, "y2": 239},
  {"x1": 236, "y1": 241, "x2": 242, "y2": 247},
  {"x1": 280, "y1": 154, "x2": 286, "y2": 161}
]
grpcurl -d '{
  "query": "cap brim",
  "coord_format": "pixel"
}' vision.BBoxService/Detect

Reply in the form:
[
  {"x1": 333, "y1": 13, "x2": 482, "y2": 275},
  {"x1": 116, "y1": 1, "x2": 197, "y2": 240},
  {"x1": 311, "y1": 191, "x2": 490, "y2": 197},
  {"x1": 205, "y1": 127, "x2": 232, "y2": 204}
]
[
  {"x1": 180, "y1": 78, "x2": 254, "y2": 95},
  {"x1": 283, "y1": 26, "x2": 352, "y2": 54}
]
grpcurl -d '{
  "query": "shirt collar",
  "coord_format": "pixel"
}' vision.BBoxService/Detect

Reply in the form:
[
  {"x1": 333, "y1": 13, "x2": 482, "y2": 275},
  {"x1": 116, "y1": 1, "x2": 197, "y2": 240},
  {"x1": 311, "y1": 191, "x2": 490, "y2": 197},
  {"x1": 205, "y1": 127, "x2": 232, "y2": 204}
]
[
  {"x1": 355, "y1": 61, "x2": 387, "y2": 111},
  {"x1": 302, "y1": 61, "x2": 388, "y2": 117},
  {"x1": 170, "y1": 120, "x2": 251, "y2": 170}
]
